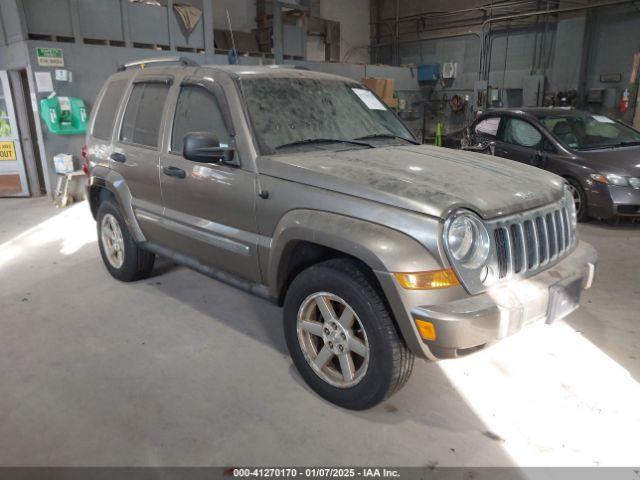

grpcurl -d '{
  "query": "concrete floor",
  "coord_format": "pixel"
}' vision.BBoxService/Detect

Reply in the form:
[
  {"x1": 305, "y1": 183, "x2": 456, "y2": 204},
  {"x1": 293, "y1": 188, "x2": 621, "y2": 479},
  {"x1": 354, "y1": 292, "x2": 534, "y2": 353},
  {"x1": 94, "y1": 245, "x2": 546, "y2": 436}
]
[{"x1": 0, "y1": 197, "x2": 639, "y2": 467}]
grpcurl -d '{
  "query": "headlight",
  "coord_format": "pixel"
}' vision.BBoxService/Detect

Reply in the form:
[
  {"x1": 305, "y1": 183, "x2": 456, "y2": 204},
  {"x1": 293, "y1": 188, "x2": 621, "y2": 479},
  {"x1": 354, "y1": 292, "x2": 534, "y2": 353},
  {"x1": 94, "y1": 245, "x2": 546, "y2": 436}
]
[
  {"x1": 564, "y1": 185, "x2": 577, "y2": 229},
  {"x1": 445, "y1": 212, "x2": 490, "y2": 269},
  {"x1": 606, "y1": 174, "x2": 629, "y2": 186},
  {"x1": 590, "y1": 173, "x2": 630, "y2": 187}
]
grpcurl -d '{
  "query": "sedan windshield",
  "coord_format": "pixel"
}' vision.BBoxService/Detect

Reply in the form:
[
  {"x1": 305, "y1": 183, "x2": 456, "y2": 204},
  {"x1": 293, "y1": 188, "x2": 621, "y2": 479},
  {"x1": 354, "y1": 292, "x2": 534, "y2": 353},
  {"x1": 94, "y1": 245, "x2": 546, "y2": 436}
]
[
  {"x1": 539, "y1": 114, "x2": 640, "y2": 150},
  {"x1": 240, "y1": 77, "x2": 415, "y2": 155}
]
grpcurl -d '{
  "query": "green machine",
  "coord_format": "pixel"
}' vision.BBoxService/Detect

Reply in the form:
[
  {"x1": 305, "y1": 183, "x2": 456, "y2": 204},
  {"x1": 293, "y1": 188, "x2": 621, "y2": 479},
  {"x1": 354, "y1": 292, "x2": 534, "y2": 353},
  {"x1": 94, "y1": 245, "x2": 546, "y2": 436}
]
[{"x1": 40, "y1": 94, "x2": 88, "y2": 135}]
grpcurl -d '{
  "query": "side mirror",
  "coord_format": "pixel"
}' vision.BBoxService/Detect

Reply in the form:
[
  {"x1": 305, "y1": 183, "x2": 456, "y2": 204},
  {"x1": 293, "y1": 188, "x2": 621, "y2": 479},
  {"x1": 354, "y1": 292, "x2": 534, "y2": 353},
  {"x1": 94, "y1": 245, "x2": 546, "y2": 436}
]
[{"x1": 183, "y1": 132, "x2": 235, "y2": 164}]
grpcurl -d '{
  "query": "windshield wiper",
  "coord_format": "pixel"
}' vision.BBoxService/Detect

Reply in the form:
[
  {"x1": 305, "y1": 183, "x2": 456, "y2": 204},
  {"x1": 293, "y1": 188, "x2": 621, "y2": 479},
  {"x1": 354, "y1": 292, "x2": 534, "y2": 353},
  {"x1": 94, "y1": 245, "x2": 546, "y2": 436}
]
[
  {"x1": 274, "y1": 138, "x2": 373, "y2": 150},
  {"x1": 616, "y1": 141, "x2": 640, "y2": 147},
  {"x1": 354, "y1": 133, "x2": 419, "y2": 145}
]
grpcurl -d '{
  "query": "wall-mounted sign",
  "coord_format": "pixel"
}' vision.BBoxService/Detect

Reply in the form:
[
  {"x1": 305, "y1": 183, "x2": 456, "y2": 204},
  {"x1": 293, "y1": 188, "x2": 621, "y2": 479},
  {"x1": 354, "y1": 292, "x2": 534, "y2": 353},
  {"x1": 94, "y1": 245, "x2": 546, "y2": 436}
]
[
  {"x1": 34, "y1": 71, "x2": 54, "y2": 92},
  {"x1": 600, "y1": 73, "x2": 622, "y2": 83},
  {"x1": 36, "y1": 47, "x2": 64, "y2": 67},
  {"x1": 0, "y1": 141, "x2": 16, "y2": 161}
]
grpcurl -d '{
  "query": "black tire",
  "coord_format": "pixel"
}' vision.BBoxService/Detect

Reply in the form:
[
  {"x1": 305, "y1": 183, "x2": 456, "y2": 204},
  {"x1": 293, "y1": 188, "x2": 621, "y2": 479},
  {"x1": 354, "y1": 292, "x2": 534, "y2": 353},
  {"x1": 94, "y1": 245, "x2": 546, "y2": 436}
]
[
  {"x1": 96, "y1": 199, "x2": 155, "y2": 282},
  {"x1": 283, "y1": 258, "x2": 414, "y2": 410},
  {"x1": 566, "y1": 177, "x2": 589, "y2": 222}
]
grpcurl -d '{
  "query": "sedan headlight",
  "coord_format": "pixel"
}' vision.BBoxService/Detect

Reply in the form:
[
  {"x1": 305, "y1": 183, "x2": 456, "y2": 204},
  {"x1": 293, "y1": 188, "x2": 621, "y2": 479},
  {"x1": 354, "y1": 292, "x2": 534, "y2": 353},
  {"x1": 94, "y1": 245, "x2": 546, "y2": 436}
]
[
  {"x1": 590, "y1": 173, "x2": 638, "y2": 187},
  {"x1": 445, "y1": 212, "x2": 490, "y2": 270},
  {"x1": 605, "y1": 174, "x2": 629, "y2": 186}
]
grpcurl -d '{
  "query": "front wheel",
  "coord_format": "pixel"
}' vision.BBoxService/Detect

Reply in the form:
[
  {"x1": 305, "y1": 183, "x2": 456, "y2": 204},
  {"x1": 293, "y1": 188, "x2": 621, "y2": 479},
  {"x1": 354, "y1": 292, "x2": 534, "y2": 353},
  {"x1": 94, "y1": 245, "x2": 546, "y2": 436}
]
[
  {"x1": 283, "y1": 259, "x2": 414, "y2": 410},
  {"x1": 565, "y1": 177, "x2": 588, "y2": 222}
]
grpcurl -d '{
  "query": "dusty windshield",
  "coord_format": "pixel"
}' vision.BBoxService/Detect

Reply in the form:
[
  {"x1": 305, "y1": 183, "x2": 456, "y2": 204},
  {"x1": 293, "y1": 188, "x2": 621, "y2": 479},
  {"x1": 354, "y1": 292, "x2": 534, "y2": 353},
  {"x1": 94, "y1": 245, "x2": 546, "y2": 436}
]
[
  {"x1": 539, "y1": 114, "x2": 640, "y2": 150},
  {"x1": 240, "y1": 76, "x2": 415, "y2": 155}
]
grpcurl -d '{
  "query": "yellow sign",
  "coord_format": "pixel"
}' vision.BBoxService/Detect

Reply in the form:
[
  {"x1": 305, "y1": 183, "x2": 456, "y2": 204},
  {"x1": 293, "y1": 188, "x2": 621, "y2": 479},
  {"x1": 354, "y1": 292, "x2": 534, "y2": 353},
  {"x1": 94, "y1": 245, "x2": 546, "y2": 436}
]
[{"x1": 0, "y1": 141, "x2": 16, "y2": 161}]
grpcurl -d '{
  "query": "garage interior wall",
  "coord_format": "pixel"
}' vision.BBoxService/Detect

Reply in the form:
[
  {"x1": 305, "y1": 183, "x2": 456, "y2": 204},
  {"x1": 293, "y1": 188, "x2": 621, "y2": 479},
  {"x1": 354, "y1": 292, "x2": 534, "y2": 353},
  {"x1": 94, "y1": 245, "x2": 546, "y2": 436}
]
[
  {"x1": 372, "y1": 0, "x2": 640, "y2": 137},
  {"x1": 0, "y1": 0, "x2": 406, "y2": 197}
]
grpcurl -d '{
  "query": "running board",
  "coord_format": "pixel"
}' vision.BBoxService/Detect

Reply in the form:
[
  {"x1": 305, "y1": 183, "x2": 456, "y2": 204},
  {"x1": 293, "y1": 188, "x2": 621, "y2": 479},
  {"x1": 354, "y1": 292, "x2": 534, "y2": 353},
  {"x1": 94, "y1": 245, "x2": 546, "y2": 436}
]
[{"x1": 142, "y1": 241, "x2": 276, "y2": 303}]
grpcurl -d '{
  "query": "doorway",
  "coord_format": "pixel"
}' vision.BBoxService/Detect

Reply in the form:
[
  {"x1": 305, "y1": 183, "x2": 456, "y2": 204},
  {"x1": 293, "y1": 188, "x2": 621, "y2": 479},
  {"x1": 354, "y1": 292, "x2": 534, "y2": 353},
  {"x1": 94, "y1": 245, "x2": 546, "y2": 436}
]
[{"x1": 0, "y1": 69, "x2": 44, "y2": 197}]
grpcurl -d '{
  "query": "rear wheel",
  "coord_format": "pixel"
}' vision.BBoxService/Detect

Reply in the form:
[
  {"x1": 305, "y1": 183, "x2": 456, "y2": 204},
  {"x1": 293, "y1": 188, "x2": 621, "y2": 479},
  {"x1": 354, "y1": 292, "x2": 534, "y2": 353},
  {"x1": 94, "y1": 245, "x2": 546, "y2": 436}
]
[
  {"x1": 97, "y1": 199, "x2": 155, "y2": 281},
  {"x1": 565, "y1": 177, "x2": 588, "y2": 222},
  {"x1": 284, "y1": 259, "x2": 414, "y2": 410}
]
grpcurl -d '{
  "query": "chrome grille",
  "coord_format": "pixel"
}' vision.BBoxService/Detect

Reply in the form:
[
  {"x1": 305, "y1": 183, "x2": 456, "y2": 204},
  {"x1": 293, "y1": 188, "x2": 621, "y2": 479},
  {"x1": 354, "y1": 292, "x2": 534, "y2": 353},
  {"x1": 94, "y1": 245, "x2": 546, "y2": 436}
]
[{"x1": 492, "y1": 202, "x2": 575, "y2": 279}]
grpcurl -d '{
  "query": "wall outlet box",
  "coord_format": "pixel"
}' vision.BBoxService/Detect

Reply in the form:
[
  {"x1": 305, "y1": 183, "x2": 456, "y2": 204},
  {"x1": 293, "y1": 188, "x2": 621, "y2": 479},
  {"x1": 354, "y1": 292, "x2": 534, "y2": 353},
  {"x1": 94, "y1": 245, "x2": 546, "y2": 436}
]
[
  {"x1": 55, "y1": 69, "x2": 70, "y2": 82},
  {"x1": 442, "y1": 62, "x2": 457, "y2": 79}
]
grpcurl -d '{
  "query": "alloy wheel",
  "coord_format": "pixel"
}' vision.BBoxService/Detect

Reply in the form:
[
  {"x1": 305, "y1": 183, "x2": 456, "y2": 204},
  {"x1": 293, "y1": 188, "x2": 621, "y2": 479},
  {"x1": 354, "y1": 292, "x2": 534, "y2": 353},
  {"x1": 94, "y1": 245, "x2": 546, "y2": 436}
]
[
  {"x1": 566, "y1": 182, "x2": 583, "y2": 217},
  {"x1": 100, "y1": 213, "x2": 125, "y2": 269},
  {"x1": 296, "y1": 292, "x2": 370, "y2": 388}
]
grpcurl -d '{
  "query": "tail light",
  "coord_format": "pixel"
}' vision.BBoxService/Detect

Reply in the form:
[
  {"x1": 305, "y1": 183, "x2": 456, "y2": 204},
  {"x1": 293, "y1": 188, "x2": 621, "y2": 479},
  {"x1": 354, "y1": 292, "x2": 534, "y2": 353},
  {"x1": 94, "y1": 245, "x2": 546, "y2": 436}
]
[{"x1": 81, "y1": 145, "x2": 89, "y2": 175}]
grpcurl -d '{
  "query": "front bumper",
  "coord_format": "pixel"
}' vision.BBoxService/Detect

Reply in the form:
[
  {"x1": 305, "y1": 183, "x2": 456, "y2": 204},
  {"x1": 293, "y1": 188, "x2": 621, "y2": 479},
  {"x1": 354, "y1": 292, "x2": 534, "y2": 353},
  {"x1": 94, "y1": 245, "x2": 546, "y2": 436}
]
[
  {"x1": 411, "y1": 241, "x2": 597, "y2": 359},
  {"x1": 587, "y1": 183, "x2": 640, "y2": 218}
]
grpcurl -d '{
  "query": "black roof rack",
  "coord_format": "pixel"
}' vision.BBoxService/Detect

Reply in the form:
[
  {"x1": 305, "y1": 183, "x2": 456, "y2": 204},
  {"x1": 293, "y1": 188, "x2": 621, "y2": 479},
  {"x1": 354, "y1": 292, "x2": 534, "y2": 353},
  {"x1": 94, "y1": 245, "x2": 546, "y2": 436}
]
[{"x1": 118, "y1": 56, "x2": 199, "y2": 71}]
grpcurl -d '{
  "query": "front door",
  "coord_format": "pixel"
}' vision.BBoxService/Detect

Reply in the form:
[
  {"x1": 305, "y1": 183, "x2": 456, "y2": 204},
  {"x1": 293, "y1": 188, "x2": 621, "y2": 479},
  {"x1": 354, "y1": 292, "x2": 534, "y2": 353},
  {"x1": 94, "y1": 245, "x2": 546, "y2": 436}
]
[
  {"x1": 159, "y1": 77, "x2": 260, "y2": 282},
  {"x1": 0, "y1": 70, "x2": 29, "y2": 197}
]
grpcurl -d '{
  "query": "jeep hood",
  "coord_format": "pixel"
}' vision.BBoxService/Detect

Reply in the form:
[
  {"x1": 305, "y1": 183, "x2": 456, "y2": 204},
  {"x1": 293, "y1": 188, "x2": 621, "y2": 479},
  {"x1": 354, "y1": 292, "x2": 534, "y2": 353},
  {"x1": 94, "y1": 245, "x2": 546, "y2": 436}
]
[{"x1": 258, "y1": 144, "x2": 565, "y2": 220}]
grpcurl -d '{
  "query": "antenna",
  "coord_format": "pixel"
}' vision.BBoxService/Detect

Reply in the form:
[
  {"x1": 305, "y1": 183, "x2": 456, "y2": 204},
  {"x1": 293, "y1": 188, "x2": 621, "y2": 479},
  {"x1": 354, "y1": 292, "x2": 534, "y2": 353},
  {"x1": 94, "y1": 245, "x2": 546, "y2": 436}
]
[{"x1": 226, "y1": 9, "x2": 238, "y2": 64}]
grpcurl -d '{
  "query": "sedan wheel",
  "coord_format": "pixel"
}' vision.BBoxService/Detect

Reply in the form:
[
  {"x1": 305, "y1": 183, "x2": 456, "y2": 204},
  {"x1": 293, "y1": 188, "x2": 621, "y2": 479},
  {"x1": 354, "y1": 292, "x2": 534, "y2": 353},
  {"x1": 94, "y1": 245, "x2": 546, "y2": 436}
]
[
  {"x1": 565, "y1": 178, "x2": 588, "y2": 222},
  {"x1": 566, "y1": 182, "x2": 582, "y2": 216},
  {"x1": 297, "y1": 292, "x2": 369, "y2": 388}
]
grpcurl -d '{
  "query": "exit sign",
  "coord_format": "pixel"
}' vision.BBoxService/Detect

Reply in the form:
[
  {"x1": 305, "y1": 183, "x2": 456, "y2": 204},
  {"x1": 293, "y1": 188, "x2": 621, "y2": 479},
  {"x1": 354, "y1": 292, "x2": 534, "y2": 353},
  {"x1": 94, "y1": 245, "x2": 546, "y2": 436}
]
[{"x1": 36, "y1": 47, "x2": 64, "y2": 67}]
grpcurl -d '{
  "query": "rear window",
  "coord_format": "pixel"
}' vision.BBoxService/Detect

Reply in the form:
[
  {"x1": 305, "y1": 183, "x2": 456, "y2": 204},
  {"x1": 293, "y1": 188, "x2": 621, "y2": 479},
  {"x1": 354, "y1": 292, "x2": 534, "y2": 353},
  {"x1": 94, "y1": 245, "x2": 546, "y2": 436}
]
[
  {"x1": 92, "y1": 79, "x2": 128, "y2": 141},
  {"x1": 120, "y1": 82, "x2": 170, "y2": 148}
]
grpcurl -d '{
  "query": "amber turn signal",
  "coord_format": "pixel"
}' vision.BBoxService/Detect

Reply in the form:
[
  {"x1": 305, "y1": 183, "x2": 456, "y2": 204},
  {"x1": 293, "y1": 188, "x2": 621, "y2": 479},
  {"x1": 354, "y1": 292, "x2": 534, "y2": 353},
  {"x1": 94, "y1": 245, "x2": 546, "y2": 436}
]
[
  {"x1": 394, "y1": 268, "x2": 460, "y2": 290},
  {"x1": 415, "y1": 319, "x2": 437, "y2": 340}
]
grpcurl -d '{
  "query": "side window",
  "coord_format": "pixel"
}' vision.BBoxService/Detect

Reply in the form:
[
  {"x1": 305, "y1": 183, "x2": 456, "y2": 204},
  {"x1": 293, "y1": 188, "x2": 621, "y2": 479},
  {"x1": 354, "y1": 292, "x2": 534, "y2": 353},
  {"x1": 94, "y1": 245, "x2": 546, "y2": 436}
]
[
  {"x1": 120, "y1": 82, "x2": 170, "y2": 148},
  {"x1": 171, "y1": 85, "x2": 231, "y2": 153},
  {"x1": 500, "y1": 117, "x2": 542, "y2": 148},
  {"x1": 474, "y1": 117, "x2": 501, "y2": 138},
  {"x1": 92, "y1": 79, "x2": 128, "y2": 141}
]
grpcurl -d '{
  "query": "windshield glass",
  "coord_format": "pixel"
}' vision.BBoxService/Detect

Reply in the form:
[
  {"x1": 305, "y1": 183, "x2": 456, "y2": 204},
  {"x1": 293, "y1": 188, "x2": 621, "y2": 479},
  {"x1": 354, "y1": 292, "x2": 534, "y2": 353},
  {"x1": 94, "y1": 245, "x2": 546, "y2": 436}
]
[
  {"x1": 539, "y1": 114, "x2": 640, "y2": 150},
  {"x1": 240, "y1": 77, "x2": 414, "y2": 155}
]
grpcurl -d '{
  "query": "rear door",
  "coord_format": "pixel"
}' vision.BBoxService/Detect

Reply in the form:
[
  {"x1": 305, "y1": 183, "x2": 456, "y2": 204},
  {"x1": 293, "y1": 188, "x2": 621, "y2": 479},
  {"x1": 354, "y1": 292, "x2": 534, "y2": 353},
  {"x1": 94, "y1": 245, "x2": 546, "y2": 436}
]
[
  {"x1": 158, "y1": 73, "x2": 260, "y2": 282},
  {"x1": 111, "y1": 74, "x2": 172, "y2": 239}
]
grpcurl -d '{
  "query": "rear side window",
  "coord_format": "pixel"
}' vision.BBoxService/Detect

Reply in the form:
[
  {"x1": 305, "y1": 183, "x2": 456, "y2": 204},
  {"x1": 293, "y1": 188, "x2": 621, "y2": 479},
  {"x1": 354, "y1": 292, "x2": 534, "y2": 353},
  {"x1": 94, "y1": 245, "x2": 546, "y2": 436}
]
[
  {"x1": 475, "y1": 117, "x2": 500, "y2": 137},
  {"x1": 92, "y1": 79, "x2": 128, "y2": 141},
  {"x1": 171, "y1": 85, "x2": 231, "y2": 152},
  {"x1": 120, "y1": 82, "x2": 170, "y2": 148}
]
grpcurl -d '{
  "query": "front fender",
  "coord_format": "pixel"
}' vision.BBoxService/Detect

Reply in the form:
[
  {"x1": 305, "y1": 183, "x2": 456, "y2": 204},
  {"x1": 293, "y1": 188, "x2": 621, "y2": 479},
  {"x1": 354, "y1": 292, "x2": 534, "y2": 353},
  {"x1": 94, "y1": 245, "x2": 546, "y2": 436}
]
[{"x1": 267, "y1": 209, "x2": 448, "y2": 359}]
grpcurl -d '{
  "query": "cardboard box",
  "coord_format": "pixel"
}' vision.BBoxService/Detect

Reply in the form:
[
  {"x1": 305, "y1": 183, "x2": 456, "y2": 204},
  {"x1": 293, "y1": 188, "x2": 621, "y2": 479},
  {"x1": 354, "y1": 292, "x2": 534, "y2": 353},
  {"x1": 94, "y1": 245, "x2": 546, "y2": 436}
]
[{"x1": 362, "y1": 77, "x2": 395, "y2": 100}]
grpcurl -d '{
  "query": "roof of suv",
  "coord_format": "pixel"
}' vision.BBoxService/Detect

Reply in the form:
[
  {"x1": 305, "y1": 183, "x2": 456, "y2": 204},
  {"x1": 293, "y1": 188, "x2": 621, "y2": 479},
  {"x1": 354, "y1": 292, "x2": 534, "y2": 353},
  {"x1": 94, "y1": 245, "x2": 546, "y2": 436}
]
[
  {"x1": 202, "y1": 64, "x2": 358, "y2": 82},
  {"x1": 122, "y1": 63, "x2": 356, "y2": 82}
]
